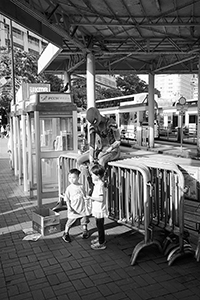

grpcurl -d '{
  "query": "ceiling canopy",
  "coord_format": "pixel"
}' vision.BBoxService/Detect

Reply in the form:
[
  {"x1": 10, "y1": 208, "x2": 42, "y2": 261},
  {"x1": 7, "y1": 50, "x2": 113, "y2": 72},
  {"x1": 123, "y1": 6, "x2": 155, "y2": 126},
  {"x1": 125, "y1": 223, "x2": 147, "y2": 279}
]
[{"x1": 1, "y1": 0, "x2": 200, "y2": 75}]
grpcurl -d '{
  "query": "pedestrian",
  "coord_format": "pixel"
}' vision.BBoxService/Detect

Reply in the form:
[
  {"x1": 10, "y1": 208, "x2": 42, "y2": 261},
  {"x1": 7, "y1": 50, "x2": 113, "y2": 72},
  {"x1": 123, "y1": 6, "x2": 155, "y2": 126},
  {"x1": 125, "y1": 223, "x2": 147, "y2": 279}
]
[
  {"x1": 6, "y1": 124, "x2": 10, "y2": 138},
  {"x1": 62, "y1": 168, "x2": 90, "y2": 243},
  {"x1": 90, "y1": 163, "x2": 107, "y2": 250},
  {"x1": 7, "y1": 131, "x2": 13, "y2": 169},
  {"x1": 1, "y1": 125, "x2": 5, "y2": 138}
]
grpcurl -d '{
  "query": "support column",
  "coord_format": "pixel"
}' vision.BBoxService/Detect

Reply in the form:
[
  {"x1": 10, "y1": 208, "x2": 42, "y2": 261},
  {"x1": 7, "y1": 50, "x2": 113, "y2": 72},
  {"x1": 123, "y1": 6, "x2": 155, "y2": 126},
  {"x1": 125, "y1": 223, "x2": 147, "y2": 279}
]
[
  {"x1": 13, "y1": 115, "x2": 18, "y2": 176},
  {"x1": 148, "y1": 73, "x2": 155, "y2": 148},
  {"x1": 197, "y1": 57, "x2": 200, "y2": 157},
  {"x1": 63, "y1": 71, "x2": 71, "y2": 93},
  {"x1": 22, "y1": 111, "x2": 28, "y2": 192},
  {"x1": 34, "y1": 111, "x2": 42, "y2": 208},
  {"x1": 86, "y1": 53, "x2": 96, "y2": 108},
  {"x1": 10, "y1": 116, "x2": 14, "y2": 170}
]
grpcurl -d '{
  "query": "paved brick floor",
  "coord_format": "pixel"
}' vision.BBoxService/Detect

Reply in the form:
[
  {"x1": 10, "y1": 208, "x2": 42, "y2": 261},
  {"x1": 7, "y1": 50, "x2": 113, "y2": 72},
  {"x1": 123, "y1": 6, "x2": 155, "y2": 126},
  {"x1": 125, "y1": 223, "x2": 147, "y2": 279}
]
[{"x1": 0, "y1": 138, "x2": 200, "y2": 300}]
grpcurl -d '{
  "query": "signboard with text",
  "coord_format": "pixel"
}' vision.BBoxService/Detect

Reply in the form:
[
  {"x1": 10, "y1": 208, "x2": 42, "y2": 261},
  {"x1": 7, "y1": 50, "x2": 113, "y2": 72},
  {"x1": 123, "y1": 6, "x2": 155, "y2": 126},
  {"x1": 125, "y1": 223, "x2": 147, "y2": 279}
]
[
  {"x1": 39, "y1": 93, "x2": 71, "y2": 103},
  {"x1": 28, "y1": 92, "x2": 72, "y2": 105},
  {"x1": 16, "y1": 83, "x2": 51, "y2": 104}
]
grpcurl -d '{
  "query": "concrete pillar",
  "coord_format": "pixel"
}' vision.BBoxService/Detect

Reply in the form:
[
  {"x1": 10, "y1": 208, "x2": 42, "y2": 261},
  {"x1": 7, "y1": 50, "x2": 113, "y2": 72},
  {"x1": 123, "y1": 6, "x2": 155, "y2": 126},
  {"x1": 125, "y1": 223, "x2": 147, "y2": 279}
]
[
  {"x1": 164, "y1": 115, "x2": 168, "y2": 127},
  {"x1": 0, "y1": 17, "x2": 6, "y2": 47},
  {"x1": 10, "y1": 116, "x2": 14, "y2": 170},
  {"x1": 13, "y1": 115, "x2": 18, "y2": 176},
  {"x1": 17, "y1": 116, "x2": 22, "y2": 185},
  {"x1": 21, "y1": 111, "x2": 28, "y2": 192},
  {"x1": 148, "y1": 73, "x2": 155, "y2": 148},
  {"x1": 197, "y1": 57, "x2": 200, "y2": 156},
  {"x1": 86, "y1": 53, "x2": 96, "y2": 108},
  {"x1": 116, "y1": 112, "x2": 120, "y2": 127},
  {"x1": 23, "y1": 30, "x2": 29, "y2": 52},
  {"x1": 63, "y1": 71, "x2": 71, "y2": 93},
  {"x1": 185, "y1": 111, "x2": 189, "y2": 126}
]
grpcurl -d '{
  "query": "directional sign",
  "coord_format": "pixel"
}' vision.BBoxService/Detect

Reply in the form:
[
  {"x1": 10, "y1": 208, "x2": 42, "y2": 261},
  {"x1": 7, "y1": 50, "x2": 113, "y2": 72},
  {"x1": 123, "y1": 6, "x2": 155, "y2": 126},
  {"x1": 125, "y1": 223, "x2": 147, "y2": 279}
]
[
  {"x1": 177, "y1": 105, "x2": 188, "y2": 112},
  {"x1": 179, "y1": 96, "x2": 186, "y2": 105},
  {"x1": 179, "y1": 111, "x2": 185, "y2": 116}
]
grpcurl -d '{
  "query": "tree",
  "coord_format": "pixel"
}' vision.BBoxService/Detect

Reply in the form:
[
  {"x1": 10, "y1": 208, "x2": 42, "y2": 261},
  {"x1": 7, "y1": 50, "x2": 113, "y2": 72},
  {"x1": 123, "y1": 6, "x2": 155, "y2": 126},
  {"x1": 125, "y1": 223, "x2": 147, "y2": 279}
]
[
  {"x1": 0, "y1": 47, "x2": 63, "y2": 119},
  {"x1": 116, "y1": 74, "x2": 147, "y2": 95},
  {"x1": 116, "y1": 74, "x2": 161, "y2": 97},
  {"x1": 71, "y1": 76, "x2": 124, "y2": 108},
  {"x1": 71, "y1": 77, "x2": 87, "y2": 109},
  {"x1": 96, "y1": 86, "x2": 123, "y2": 99}
]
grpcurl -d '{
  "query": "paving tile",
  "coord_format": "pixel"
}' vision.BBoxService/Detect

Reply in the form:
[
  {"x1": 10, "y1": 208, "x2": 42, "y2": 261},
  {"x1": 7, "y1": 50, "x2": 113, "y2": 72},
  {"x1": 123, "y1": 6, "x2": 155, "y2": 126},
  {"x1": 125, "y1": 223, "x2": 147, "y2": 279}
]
[{"x1": 1, "y1": 139, "x2": 200, "y2": 300}]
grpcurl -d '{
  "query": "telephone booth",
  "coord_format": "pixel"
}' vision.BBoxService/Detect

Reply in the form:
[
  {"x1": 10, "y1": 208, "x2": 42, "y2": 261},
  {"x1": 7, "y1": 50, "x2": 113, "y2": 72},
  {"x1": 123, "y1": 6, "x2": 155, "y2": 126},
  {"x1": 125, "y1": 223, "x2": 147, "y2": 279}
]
[
  {"x1": 25, "y1": 92, "x2": 78, "y2": 208},
  {"x1": 12, "y1": 83, "x2": 51, "y2": 192}
]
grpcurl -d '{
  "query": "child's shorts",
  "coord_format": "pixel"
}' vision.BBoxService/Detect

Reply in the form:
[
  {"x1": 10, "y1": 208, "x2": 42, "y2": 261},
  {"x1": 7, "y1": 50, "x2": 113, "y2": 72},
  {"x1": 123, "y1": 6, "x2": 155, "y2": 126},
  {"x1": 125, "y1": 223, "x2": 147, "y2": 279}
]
[{"x1": 66, "y1": 216, "x2": 90, "y2": 228}]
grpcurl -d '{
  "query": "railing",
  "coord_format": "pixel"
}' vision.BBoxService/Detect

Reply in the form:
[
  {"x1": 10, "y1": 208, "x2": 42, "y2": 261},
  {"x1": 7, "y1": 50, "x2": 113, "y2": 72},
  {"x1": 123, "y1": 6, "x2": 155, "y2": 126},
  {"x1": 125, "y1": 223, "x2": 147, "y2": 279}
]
[
  {"x1": 58, "y1": 153, "x2": 79, "y2": 202},
  {"x1": 57, "y1": 153, "x2": 194, "y2": 265},
  {"x1": 108, "y1": 158, "x2": 194, "y2": 265},
  {"x1": 107, "y1": 160, "x2": 162, "y2": 264}
]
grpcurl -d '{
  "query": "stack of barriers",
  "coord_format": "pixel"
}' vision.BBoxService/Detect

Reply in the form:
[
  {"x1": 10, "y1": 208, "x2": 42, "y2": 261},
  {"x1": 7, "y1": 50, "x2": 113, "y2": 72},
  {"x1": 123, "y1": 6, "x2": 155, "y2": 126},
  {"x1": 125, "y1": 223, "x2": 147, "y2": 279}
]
[
  {"x1": 57, "y1": 153, "x2": 91, "y2": 203},
  {"x1": 57, "y1": 153, "x2": 195, "y2": 265},
  {"x1": 107, "y1": 158, "x2": 195, "y2": 265}
]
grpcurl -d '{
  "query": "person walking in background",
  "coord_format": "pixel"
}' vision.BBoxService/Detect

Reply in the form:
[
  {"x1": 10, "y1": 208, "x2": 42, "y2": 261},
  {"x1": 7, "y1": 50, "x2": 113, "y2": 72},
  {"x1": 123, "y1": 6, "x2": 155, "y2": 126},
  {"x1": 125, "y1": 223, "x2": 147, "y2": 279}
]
[
  {"x1": 7, "y1": 129, "x2": 13, "y2": 170},
  {"x1": 62, "y1": 168, "x2": 90, "y2": 243},
  {"x1": 1, "y1": 125, "x2": 5, "y2": 138},
  {"x1": 6, "y1": 124, "x2": 10, "y2": 138},
  {"x1": 90, "y1": 163, "x2": 107, "y2": 250}
]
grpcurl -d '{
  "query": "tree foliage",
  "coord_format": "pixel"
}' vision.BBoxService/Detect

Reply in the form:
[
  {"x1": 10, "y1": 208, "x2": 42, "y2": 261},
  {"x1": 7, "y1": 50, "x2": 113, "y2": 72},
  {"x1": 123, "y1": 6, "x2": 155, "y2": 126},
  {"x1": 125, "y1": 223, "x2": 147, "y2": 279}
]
[
  {"x1": 71, "y1": 77, "x2": 124, "y2": 108},
  {"x1": 0, "y1": 46, "x2": 161, "y2": 119},
  {"x1": 0, "y1": 47, "x2": 63, "y2": 118},
  {"x1": 71, "y1": 74, "x2": 160, "y2": 108},
  {"x1": 116, "y1": 74, "x2": 147, "y2": 95},
  {"x1": 96, "y1": 86, "x2": 123, "y2": 99},
  {"x1": 116, "y1": 74, "x2": 161, "y2": 97},
  {"x1": 71, "y1": 78, "x2": 87, "y2": 108}
]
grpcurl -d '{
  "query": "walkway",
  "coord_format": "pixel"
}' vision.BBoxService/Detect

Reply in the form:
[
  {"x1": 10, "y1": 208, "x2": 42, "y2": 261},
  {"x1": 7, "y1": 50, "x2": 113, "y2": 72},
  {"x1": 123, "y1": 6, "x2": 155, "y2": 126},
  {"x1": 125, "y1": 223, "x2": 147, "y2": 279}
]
[{"x1": 0, "y1": 138, "x2": 200, "y2": 300}]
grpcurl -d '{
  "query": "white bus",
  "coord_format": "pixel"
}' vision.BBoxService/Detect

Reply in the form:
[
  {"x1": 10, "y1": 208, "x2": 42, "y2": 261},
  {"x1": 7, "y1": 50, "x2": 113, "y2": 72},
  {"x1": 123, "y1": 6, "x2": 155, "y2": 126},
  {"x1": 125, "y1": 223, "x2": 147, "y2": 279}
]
[{"x1": 78, "y1": 93, "x2": 159, "y2": 143}]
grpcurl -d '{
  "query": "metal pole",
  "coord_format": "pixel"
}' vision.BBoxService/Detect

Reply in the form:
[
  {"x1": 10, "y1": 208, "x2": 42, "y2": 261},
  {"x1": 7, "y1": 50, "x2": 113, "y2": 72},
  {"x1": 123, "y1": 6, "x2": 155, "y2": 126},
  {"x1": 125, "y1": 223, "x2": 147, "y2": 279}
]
[
  {"x1": 10, "y1": 20, "x2": 16, "y2": 105},
  {"x1": 86, "y1": 52, "x2": 95, "y2": 108},
  {"x1": 180, "y1": 114, "x2": 183, "y2": 150},
  {"x1": 197, "y1": 56, "x2": 200, "y2": 157},
  {"x1": 148, "y1": 73, "x2": 154, "y2": 148}
]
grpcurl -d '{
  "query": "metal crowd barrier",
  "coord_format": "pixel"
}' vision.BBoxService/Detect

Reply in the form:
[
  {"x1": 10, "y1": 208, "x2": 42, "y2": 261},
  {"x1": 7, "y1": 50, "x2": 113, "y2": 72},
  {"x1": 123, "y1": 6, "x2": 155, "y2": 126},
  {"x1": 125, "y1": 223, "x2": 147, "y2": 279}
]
[
  {"x1": 58, "y1": 153, "x2": 79, "y2": 202},
  {"x1": 57, "y1": 154, "x2": 194, "y2": 265},
  {"x1": 107, "y1": 160, "x2": 163, "y2": 264},
  {"x1": 108, "y1": 158, "x2": 194, "y2": 265},
  {"x1": 57, "y1": 152, "x2": 132, "y2": 202}
]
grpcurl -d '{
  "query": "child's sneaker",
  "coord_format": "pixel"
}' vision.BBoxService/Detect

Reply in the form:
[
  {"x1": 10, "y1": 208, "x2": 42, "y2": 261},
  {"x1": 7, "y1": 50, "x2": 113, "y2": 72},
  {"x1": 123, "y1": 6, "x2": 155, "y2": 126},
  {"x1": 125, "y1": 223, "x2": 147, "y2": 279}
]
[
  {"x1": 82, "y1": 230, "x2": 90, "y2": 239},
  {"x1": 62, "y1": 233, "x2": 71, "y2": 243},
  {"x1": 91, "y1": 237, "x2": 106, "y2": 245},
  {"x1": 91, "y1": 237, "x2": 99, "y2": 244},
  {"x1": 91, "y1": 242, "x2": 107, "y2": 250}
]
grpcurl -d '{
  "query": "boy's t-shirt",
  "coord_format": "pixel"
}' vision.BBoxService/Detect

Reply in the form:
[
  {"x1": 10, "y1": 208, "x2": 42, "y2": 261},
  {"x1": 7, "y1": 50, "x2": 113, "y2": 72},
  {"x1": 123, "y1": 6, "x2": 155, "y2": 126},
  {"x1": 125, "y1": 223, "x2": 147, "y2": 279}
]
[{"x1": 65, "y1": 183, "x2": 86, "y2": 219}]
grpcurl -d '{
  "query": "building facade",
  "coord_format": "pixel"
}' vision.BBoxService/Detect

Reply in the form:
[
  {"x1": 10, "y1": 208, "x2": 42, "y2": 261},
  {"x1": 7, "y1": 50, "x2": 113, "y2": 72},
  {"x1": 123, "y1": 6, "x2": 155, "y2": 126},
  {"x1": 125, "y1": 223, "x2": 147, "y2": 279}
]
[
  {"x1": 0, "y1": 15, "x2": 116, "y2": 89},
  {"x1": 0, "y1": 15, "x2": 48, "y2": 55},
  {"x1": 155, "y1": 74, "x2": 194, "y2": 100},
  {"x1": 139, "y1": 74, "x2": 196, "y2": 101}
]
